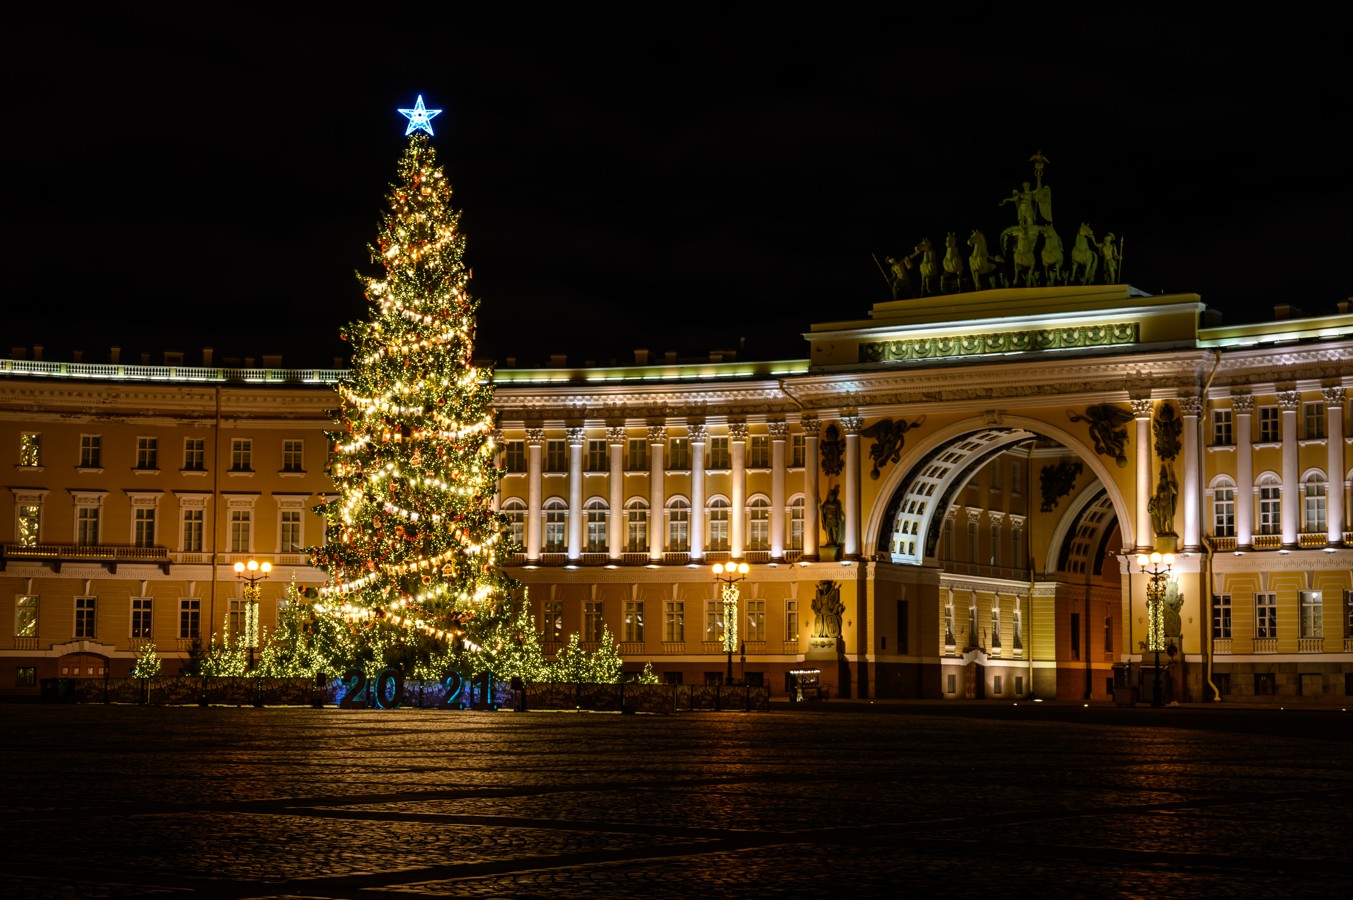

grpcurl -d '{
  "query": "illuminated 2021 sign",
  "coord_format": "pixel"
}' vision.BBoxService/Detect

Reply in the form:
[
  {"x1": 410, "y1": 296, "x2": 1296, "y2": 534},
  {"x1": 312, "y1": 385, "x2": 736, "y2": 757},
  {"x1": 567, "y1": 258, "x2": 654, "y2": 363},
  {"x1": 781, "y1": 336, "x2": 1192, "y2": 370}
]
[{"x1": 336, "y1": 667, "x2": 499, "y2": 710}]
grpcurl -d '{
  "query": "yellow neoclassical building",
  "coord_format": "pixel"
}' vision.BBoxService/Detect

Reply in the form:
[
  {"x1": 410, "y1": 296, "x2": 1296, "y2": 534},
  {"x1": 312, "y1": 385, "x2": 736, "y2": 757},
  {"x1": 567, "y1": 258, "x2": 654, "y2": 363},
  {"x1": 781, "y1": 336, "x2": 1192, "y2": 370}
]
[{"x1": 3, "y1": 283, "x2": 1352, "y2": 703}]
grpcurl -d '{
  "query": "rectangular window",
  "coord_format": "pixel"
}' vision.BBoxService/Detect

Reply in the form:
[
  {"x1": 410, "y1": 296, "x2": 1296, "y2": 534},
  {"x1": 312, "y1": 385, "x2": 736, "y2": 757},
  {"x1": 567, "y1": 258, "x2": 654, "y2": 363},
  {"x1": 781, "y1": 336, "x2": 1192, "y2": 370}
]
[
  {"x1": 748, "y1": 502, "x2": 769, "y2": 551},
  {"x1": 133, "y1": 508, "x2": 156, "y2": 548},
  {"x1": 1258, "y1": 406, "x2": 1279, "y2": 443},
  {"x1": 1256, "y1": 592, "x2": 1277, "y2": 639},
  {"x1": 586, "y1": 439, "x2": 607, "y2": 472},
  {"x1": 19, "y1": 432, "x2": 41, "y2": 467},
  {"x1": 230, "y1": 510, "x2": 251, "y2": 553},
  {"x1": 1304, "y1": 478, "x2": 1327, "y2": 533},
  {"x1": 966, "y1": 519, "x2": 978, "y2": 561},
  {"x1": 584, "y1": 601, "x2": 604, "y2": 642},
  {"x1": 545, "y1": 439, "x2": 567, "y2": 472},
  {"x1": 16, "y1": 666, "x2": 37, "y2": 688},
  {"x1": 74, "y1": 597, "x2": 96, "y2": 638},
  {"x1": 1104, "y1": 615, "x2": 1113, "y2": 652},
  {"x1": 282, "y1": 439, "x2": 304, "y2": 472},
  {"x1": 1213, "y1": 594, "x2": 1232, "y2": 639},
  {"x1": 544, "y1": 504, "x2": 566, "y2": 552},
  {"x1": 79, "y1": 434, "x2": 102, "y2": 468},
  {"x1": 16, "y1": 595, "x2": 38, "y2": 638},
  {"x1": 135, "y1": 437, "x2": 158, "y2": 470},
  {"x1": 183, "y1": 438, "x2": 205, "y2": 471},
  {"x1": 664, "y1": 600, "x2": 684, "y2": 642},
  {"x1": 179, "y1": 598, "x2": 201, "y2": 639},
  {"x1": 131, "y1": 597, "x2": 153, "y2": 639},
  {"x1": 1304, "y1": 401, "x2": 1326, "y2": 439},
  {"x1": 668, "y1": 437, "x2": 689, "y2": 470},
  {"x1": 228, "y1": 598, "x2": 246, "y2": 640},
  {"x1": 504, "y1": 503, "x2": 525, "y2": 547},
  {"x1": 626, "y1": 507, "x2": 647, "y2": 552},
  {"x1": 504, "y1": 440, "x2": 526, "y2": 473},
  {"x1": 281, "y1": 510, "x2": 302, "y2": 552},
  {"x1": 748, "y1": 435, "x2": 770, "y2": 468},
  {"x1": 230, "y1": 438, "x2": 252, "y2": 471},
  {"x1": 1213, "y1": 487, "x2": 1235, "y2": 537},
  {"x1": 624, "y1": 600, "x2": 644, "y2": 642},
  {"x1": 786, "y1": 599, "x2": 799, "y2": 642},
  {"x1": 1254, "y1": 672, "x2": 1276, "y2": 695},
  {"x1": 77, "y1": 507, "x2": 100, "y2": 546},
  {"x1": 543, "y1": 600, "x2": 564, "y2": 641},
  {"x1": 1300, "y1": 590, "x2": 1323, "y2": 639},
  {"x1": 17, "y1": 503, "x2": 40, "y2": 546},
  {"x1": 790, "y1": 434, "x2": 805, "y2": 468},
  {"x1": 1345, "y1": 590, "x2": 1353, "y2": 639},
  {"x1": 705, "y1": 600, "x2": 725, "y2": 643},
  {"x1": 745, "y1": 598, "x2": 765, "y2": 642},
  {"x1": 627, "y1": 438, "x2": 647, "y2": 471},
  {"x1": 707, "y1": 504, "x2": 728, "y2": 551},
  {"x1": 789, "y1": 500, "x2": 804, "y2": 550},
  {"x1": 585, "y1": 505, "x2": 606, "y2": 553},
  {"x1": 1070, "y1": 612, "x2": 1081, "y2": 660},
  {"x1": 1212, "y1": 409, "x2": 1233, "y2": 446},
  {"x1": 708, "y1": 437, "x2": 730, "y2": 469},
  {"x1": 182, "y1": 509, "x2": 204, "y2": 552},
  {"x1": 989, "y1": 522, "x2": 1001, "y2": 566},
  {"x1": 668, "y1": 505, "x2": 689, "y2": 552},
  {"x1": 1258, "y1": 483, "x2": 1281, "y2": 535}
]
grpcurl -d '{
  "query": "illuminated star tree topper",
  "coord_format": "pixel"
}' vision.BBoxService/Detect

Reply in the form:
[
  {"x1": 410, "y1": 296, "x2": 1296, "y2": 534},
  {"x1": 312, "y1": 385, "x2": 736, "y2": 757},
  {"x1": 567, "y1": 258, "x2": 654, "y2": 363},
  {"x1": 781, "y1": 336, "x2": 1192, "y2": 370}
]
[{"x1": 398, "y1": 94, "x2": 442, "y2": 136}]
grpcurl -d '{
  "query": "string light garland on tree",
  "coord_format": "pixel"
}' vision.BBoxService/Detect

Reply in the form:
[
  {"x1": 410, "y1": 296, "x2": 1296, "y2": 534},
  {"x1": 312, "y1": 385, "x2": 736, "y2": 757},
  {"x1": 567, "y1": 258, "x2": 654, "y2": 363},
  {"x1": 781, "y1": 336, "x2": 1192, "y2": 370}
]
[{"x1": 310, "y1": 97, "x2": 521, "y2": 672}]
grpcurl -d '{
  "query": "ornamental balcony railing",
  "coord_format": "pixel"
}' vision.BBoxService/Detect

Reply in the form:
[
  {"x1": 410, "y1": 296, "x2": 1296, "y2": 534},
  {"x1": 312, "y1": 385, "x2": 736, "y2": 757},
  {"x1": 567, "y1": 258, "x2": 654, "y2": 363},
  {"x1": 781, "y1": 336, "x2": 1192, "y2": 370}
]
[
  {"x1": 1212, "y1": 638, "x2": 1233, "y2": 655},
  {"x1": 1252, "y1": 534, "x2": 1282, "y2": 550},
  {"x1": 1298, "y1": 532, "x2": 1329, "y2": 548},
  {"x1": 1297, "y1": 637, "x2": 1324, "y2": 653},
  {"x1": 1209, "y1": 536, "x2": 1237, "y2": 552},
  {"x1": 1, "y1": 543, "x2": 170, "y2": 574},
  {"x1": 1253, "y1": 638, "x2": 1278, "y2": 653}
]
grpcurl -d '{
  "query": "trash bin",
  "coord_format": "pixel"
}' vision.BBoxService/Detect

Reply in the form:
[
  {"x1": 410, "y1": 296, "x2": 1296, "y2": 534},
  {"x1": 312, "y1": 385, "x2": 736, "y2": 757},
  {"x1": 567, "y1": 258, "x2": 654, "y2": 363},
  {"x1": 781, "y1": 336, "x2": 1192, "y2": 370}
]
[{"x1": 40, "y1": 678, "x2": 76, "y2": 703}]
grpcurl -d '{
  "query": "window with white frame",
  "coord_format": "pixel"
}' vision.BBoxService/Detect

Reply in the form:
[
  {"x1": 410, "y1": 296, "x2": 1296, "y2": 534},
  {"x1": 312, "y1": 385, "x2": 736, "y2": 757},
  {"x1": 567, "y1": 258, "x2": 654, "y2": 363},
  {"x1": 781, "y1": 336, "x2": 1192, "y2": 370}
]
[
  {"x1": 282, "y1": 439, "x2": 304, "y2": 472},
  {"x1": 230, "y1": 509, "x2": 252, "y2": 553},
  {"x1": 17, "y1": 500, "x2": 41, "y2": 547},
  {"x1": 1303, "y1": 402, "x2": 1326, "y2": 439},
  {"x1": 626, "y1": 501, "x2": 648, "y2": 552},
  {"x1": 989, "y1": 522, "x2": 1001, "y2": 566},
  {"x1": 785, "y1": 599, "x2": 798, "y2": 641},
  {"x1": 280, "y1": 510, "x2": 303, "y2": 552},
  {"x1": 133, "y1": 508, "x2": 156, "y2": 548},
  {"x1": 179, "y1": 598, "x2": 201, "y2": 639},
  {"x1": 1258, "y1": 406, "x2": 1279, "y2": 443},
  {"x1": 16, "y1": 596, "x2": 38, "y2": 638},
  {"x1": 79, "y1": 434, "x2": 102, "y2": 469},
  {"x1": 230, "y1": 438, "x2": 252, "y2": 472},
  {"x1": 708, "y1": 498, "x2": 729, "y2": 551},
  {"x1": 228, "y1": 598, "x2": 246, "y2": 640},
  {"x1": 748, "y1": 435, "x2": 769, "y2": 468},
  {"x1": 1212, "y1": 479, "x2": 1236, "y2": 537},
  {"x1": 668, "y1": 437, "x2": 689, "y2": 470},
  {"x1": 1300, "y1": 590, "x2": 1323, "y2": 639},
  {"x1": 545, "y1": 439, "x2": 567, "y2": 472},
  {"x1": 504, "y1": 440, "x2": 526, "y2": 473},
  {"x1": 543, "y1": 600, "x2": 564, "y2": 641},
  {"x1": 1213, "y1": 594, "x2": 1232, "y2": 638},
  {"x1": 1011, "y1": 524, "x2": 1024, "y2": 567},
  {"x1": 76, "y1": 506, "x2": 100, "y2": 546},
  {"x1": 135, "y1": 437, "x2": 158, "y2": 470},
  {"x1": 708, "y1": 437, "x2": 730, "y2": 469},
  {"x1": 183, "y1": 438, "x2": 205, "y2": 471},
  {"x1": 74, "y1": 596, "x2": 96, "y2": 638},
  {"x1": 664, "y1": 600, "x2": 684, "y2": 642},
  {"x1": 182, "y1": 508, "x2": 204, "y2": 553},
  {"x1": 790, "y1": 433, "x2": 805, "y2": 468},
  {"x1": 1303, "y1": 473, "x2": 1327, "y2": 533},
  {"x1": 966, "y1": 517, "x2": 979, "y2": 561},
  {"x1": 748, "y1": 498, "x2": 769, "y2": 551},
  {"x1": 991, "y1": 605, "x2": 1001, "y2": 648},
  {"x1": 1257, "y1": 475, "x2": 1281, "y2": 535},
  {"x1": 543, "y1": 499, "x2": 567, "y2": 552},
  {"x1": 585, "y1": 499, "x2": 607, "y2": 553},
  {"x1": 788, "y1": 497, "x2": 804, "y2": 550},
  {"x1": 1104, "y1": 615, "x2": 1113, "y2": 652},
  {"x1": 1256, "y1": 592, "x2": 1277, "y2": 639},
  {"x1": 667, "y1": 499, "x2": 690, "y2": 552},
  {"x1": 624, "y1": 600, "x2": 644, "y2": 642},
  {"x1": 1212, "y1": 409, "x2": 1233, "y2": 446},
  {"x1": 705, "y1": 600, "x2": 725, "y2": 642},
  {"x1": 745, "y1": 598, "x2": 765, "y2": 641},
  {"x1": 19, "y1": 432, "x2": 41, "y2": 467},
  {"x1": 131, "y1": 598, "x2": 153, "y2": 639},
  {"x1": 627, "y1": 438, "x2": 647, "y2": 471},
  {"x1": 502, "y1": 498, "x2": 526, "y2": 548},
  {"x1": 584, "y1": 601, "x2": 604, "y2": 642},
  {"x1": 1345, "y1": 590, "x2": 1353, "y2": 638},
  {"x1": 586, "y1": 439, "x2": 607, "y2": 472}
]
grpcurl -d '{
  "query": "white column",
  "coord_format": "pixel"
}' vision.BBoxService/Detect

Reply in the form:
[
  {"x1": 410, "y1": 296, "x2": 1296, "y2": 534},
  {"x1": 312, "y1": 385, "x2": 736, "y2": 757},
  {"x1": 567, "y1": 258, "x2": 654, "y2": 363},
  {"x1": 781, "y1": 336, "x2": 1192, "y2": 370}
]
[
  {"x1": 689, "y1": 422, "x2": 707, "y2": 561},
  {"x1": 607, "y1": 425, "x2": 625, "y2": 560},
  {"x1": 1233, "y1": 395, "x2": 1254, "y2": 548},
  {"x1": 1324, "y1": 386, "x2": 1346, "y2": 545},
  {"x1": 566, "y1": 427, "x2": 585, "y2": 561},
  {"x1": 1180, "y1": 396, "x2": 1202, "y2": 552},
  {"x1": 647, "y1": 425, "x2": 666, "y2": 561},
  {"x1": 842, "y1": 414, "x2": 863, "y2": 559},
  {"x1": 802, "y1": 415, "x2": 820, "y2": 560},
  {"x1": 526, "y1": 427, "x2": 544, "y2": 561},
  {"x1": 1131, "y1": 399, "x2": 1154, "y2": 551},
  {"x1": 729, "y1": 421, "x2": 748, "y2": 558},
  {"x1": 769, "y1": 419, "x2": 787, "y2": 560},
  {"x1": 1278, "y1": 391, "x2": 1299, "y2": 547}
]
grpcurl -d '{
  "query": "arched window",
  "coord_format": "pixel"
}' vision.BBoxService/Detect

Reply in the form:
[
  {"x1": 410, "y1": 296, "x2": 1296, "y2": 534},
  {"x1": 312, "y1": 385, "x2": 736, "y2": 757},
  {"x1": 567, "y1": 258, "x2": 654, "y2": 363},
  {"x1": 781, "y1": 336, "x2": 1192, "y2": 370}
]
[
  {"x1": 748, "y1": 497, "x2": 769, "y2": 550},
  {"x1": 788, "y1": 497, "x2": 805, "y2": 550},
  {"x1": 543, "y1": 498, "x2": 567, "y2": 552},
  {"x1": 625, "y1": 499, "x2": 648, "y2": 553},
  {"x1": 585, "y1": 499, "x2": 608, "y2": 553},
  {"x1": 1211, "y1": 477, "x2": 1236, "y2": 538},
  {"x1": 501, "y1": 498, "x2": 526, "y2": 548},
  {"x1": 1303, "y1": 472, "x2": 1327, "y2": 533},
  {"x1": 1257, "y1": 475, "x2": 1281, "y2": 536},
  {"x1": 667, "y1": 498, "x2": 690, "y2": 552},
  {"x1": 708, "y1": 497, "x2": 730, "y2": 551}
]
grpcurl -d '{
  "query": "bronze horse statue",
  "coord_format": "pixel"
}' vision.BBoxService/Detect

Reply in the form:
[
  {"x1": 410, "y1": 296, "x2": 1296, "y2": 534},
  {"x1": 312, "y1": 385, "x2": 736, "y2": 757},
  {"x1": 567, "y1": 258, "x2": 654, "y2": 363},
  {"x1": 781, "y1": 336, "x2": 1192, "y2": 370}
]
[{"x1": 968, "y1": 229, "x2": 1002, "y2": 290}]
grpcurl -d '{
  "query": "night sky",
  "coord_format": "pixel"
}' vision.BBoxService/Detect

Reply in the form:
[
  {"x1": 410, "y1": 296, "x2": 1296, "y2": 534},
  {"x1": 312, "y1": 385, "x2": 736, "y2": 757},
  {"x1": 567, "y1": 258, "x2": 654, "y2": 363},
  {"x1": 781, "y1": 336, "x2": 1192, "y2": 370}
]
[{"x1": 4, "y1": 7, "x2": 1350, "y2": 368}]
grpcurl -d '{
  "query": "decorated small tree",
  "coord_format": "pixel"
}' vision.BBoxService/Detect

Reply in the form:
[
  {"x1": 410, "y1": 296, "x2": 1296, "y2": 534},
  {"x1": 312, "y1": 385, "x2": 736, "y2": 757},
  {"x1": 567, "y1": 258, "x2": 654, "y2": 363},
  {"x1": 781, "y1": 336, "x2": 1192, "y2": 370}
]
[{"x1": 311, "y1": 98, "x2": 522, "y2": 675}]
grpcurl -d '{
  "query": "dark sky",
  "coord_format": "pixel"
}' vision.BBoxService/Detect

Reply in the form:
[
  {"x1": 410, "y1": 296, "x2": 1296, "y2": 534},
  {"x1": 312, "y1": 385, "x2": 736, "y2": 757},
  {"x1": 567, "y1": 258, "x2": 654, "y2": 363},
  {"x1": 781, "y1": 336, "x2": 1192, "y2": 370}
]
[{"x1": 4, "y1": 6, "x2": 1350, "y2": 368}]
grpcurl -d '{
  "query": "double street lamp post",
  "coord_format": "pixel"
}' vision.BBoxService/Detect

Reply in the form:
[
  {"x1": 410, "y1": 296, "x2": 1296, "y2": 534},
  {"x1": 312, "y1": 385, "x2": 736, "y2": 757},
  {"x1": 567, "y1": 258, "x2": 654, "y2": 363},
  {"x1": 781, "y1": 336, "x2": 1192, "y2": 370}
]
[
  {"x1": 712, "y1": 562, "x2": 749, "y2": 685},
  {"x1": 233, "y1": 559, "x2": 271, "y2": 671},
  {"x1": 1135, "y1": 550, "x2": 1174, "y2": 707}
]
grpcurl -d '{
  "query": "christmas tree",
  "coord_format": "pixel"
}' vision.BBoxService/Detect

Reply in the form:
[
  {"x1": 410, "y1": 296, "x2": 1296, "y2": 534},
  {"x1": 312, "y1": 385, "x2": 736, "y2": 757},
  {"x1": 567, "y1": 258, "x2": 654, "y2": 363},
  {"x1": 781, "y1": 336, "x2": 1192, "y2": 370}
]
[{"x1": 311, "y1": 101, "x2": 520, "y2": 675}]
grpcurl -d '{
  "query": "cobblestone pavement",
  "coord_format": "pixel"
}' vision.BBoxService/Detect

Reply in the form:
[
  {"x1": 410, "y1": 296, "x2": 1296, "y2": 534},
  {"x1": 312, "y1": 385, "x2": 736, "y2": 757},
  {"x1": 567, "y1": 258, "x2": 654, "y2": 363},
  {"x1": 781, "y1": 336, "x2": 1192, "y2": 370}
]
[{"x1": 4, "y1": 701, "x2": 1352, "y2": 899}]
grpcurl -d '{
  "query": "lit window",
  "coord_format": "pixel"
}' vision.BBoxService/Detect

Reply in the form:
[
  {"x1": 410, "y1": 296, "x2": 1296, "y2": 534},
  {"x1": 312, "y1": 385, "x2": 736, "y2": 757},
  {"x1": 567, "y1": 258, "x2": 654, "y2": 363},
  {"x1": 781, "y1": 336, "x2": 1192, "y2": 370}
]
[
  {"x1": 667, "y1": 499, "x2": 690, "y2": 552},
  {"x1": 131, "y1": 598, "x2": 153, "y2": 639},
  {"x1": 19, "y1": 433, "x2": 41, "y2": 467},
  {"x1": 664, "y1": 600, "x2": 684, "y2": 642},
  {"x1": 543, "y1": 499, "x2": 567, "y2": 552},
  {"x1": 624, "y1": 601, "x2": 644, "y2": 642},
  {"x1": 584, "y1": 601, "x2": 604, "y2": 642}
]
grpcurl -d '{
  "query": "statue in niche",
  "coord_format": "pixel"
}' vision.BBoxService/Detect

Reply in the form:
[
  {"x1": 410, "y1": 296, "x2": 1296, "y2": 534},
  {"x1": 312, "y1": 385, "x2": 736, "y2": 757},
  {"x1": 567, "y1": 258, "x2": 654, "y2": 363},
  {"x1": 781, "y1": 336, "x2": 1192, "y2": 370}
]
[
  {"x1": 1153, "y1": 401, "x2": 1183, "y2": 461},
  {"x1": 859, "y1": 416, "x2": 926, "y2": 479},
  {"x1": 1148, "y1": 462, "x2": 1179, "y2": 538},
  {"x1": 812, "y1": 580, "x2": 845, "y2": 639},
  {"x1": 1067, "y1": 404, "x2": 1133, "y2": 467},
  {"x1": 820, "y1": 423, "x2": 845, "y2": 476},
  {"x1": 1040, "y1": 459, "x2": 1084, "y2": 512},
  {"x1": 819, "y1": 485, "x2": 844, "y2": 548}
]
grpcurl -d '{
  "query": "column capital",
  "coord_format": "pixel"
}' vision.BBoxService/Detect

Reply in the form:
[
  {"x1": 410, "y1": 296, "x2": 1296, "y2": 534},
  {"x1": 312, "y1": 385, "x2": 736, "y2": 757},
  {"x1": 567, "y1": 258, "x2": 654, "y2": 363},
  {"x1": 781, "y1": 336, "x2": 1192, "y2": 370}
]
[
  {"x1": 841, "y1": 415, "x2": 864, "y2": 435},
  {"x1": 566, "y1": 426, "x2": 586, "y2": 445},
  {"x1": 1276, "y1": 390, "x2": 1300, "y2": 410},
  {"x1": 1130, "y1": 398, "x2": 1154, "y2": 419},
  {"x1": 647, "y1": 424, "x2": 667, "y2": 444},
  {"x1": 800, "y1": 413, "x2": 821, "y2": 435},
  {"x1": 767, "y1": 419, "x2": 788, "y2": 440},
  {"x1": 728, "y1": 420, "x2": 749, "y2": 441},
  {"x1": 688, "y1": 422, "x2": 708, "y2": 443},
  {"x1": 1179, "y1": 396, "x2": 1203, "y2": 417},
  {"x1": 607, "y1": 425, "x2": 626, "y2": 445},
  {"x1": 1230, "y1": 393, "x2": 1254, "y2": 414},
  {"x1": 1323, "y1": 385, "x2": 1346, "y2": 405},
  {"x1": 525, "y1": 427, "x2": 545, "y2": 445}
]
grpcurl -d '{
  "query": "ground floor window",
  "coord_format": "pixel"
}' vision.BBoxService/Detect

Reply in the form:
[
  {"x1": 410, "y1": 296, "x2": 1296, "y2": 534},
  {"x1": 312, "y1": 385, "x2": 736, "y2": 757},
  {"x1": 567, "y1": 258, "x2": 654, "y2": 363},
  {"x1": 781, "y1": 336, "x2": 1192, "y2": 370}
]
[{"x1": 16, "y1": 666, "x2": 36, "y2": 687}]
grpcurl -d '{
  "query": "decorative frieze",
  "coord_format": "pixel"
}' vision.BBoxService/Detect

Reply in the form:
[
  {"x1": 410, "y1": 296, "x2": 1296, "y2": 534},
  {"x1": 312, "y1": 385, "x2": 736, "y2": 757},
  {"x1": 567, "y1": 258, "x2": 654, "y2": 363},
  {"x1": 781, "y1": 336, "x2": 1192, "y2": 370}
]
[{"x1": 860, "y1": 322, "x2": 1138, "y2": 364}]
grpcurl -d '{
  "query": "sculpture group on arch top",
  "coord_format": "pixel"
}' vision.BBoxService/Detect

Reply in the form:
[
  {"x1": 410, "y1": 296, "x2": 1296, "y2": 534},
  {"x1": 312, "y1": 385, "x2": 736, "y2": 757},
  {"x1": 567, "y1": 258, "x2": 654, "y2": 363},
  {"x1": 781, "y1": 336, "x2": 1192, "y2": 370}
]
[{"x1": 878, "y1": 151, "x2": 1122, "y2": 299}]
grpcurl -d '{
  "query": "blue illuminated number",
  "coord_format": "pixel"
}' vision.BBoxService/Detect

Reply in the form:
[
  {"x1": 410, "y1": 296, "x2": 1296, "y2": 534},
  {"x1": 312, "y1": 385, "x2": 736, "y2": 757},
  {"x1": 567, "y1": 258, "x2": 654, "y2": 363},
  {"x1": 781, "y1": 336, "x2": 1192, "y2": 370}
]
[
  {"x1": 438, "y1": 672, "x2": 464, "y2": 709},
  {"x1": 338, "y1": 668, "x2": 367, "y2": 709},
  {"x1": 374, "y1": 667, "x2": 405, "y2": 709},
  {"x1": 472, "y1": 671, "x2": 498, "y2": 711}
]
